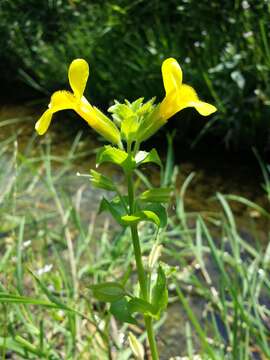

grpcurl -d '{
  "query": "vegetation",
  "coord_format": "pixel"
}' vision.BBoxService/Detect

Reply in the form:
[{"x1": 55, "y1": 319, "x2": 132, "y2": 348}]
[
  {"x1": 1, "y1": 0, "x2": 270, "y2": 148},
  {"x1": 0, "y1": 119, "x2": 270, "y2": 358},
  {"x1": 1, "y1": 1, "x2": 270, "y2": 359}
]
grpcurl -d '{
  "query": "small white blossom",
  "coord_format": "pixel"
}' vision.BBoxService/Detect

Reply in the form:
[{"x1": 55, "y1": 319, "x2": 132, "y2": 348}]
[
  {"x1": 242, "y1": 0, "x2": 250, "y2": 9},
  {"x1": 36, "y1": 264, "x2": 53, "y2": 276},
  {"x1": 22, "y1": 240, "x2": 31, "y2": 249},
  {"x1": 243, "y1": 31, "x2": 253, "y2": 38}
]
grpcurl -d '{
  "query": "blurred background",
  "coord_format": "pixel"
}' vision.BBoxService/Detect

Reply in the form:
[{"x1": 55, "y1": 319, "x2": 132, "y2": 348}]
[{"x1": 1, "y1": 0, "x2": 270, "y2": 152}]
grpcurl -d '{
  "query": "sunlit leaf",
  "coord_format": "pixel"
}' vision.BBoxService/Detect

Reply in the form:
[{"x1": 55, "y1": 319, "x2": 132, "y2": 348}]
[
  {"x1": 136, "y1": 148, "x2": 162, "y2": 167},
  {"x1": 121, "y1": 210, "x2": 160, "y2": 226},
  {"x1": 96, "y1": 146, "x2": 135, "y2": 172},
  {"x1": 89, "y1": 170, "x2": 116, "y2": 191}
]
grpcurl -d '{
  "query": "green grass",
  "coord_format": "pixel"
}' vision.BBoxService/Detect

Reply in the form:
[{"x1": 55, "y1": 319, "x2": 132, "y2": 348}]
[{"x1": 0, "y1": 125, "x2": 270, "y2": 359}]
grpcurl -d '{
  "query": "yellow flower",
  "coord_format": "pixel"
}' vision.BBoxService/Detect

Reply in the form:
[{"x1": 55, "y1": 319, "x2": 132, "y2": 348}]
[
  {"x1": 35, "y1": 59, "x2": 121, "y2": 145},
  {"x1": 137, "y1": 58, "x2": 217, "y2": 142},
  {"x1": 159, "y1": 58, "x2": 217, "y2": 120}
]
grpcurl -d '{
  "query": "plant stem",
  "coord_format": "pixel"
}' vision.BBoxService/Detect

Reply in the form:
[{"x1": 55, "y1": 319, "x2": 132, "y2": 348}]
[{"x1": 126, "y1": 171, "x2": 159, "y2": 360}]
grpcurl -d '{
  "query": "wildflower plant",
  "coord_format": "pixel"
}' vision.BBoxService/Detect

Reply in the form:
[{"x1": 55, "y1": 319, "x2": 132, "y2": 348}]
[{"x1": 35, "y1": 57, "x2": 216, "y2": 359}]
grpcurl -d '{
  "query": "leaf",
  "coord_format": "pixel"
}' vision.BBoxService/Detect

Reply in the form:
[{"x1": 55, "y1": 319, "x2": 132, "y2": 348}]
[
  {"x1": 0, "y1": 292, "x2": 61, "y2": 309},
  {"x1": 128, "y1": 297, "x2": 156, "y2": 316},
  {"x1": 110, "y1": 298, "x2": 137, "y2": 324},
  {"x1": 139, "y1": 187, "x2": 172, "y2": 203},
  {"x1": 148, "y1": 244, "x2": 163, "y2": 269},
  {"x1": 151, "y1": 266, "x2": 168, "y2": 318},
  {"x1": 121, "y1": 115, "x2": 140, "y2": 143},
  {"x1": 96, "y1": 146, "x2": 135, "y2": 172},
  {"x1": 144, "y1": 204, "x2": 167, "y2": 228},
  {"x1": 136, "y1": 148, "x2": 162, "y2": 168},
  {"x1": 89, "y1": 170, "x2": 116, "y2": 191},
  {"x1": 121, "y1": 210, "x2": 160, "y2": 227},
  {"x1": 99, "y1": 197, "x2": 127, "y2": 225},
  {"x1": 90, "y1": 282, "x2": 126, "y2": 302},
  {"x1": 128, "y1": 332, "x2": 145, "y2": 360}
]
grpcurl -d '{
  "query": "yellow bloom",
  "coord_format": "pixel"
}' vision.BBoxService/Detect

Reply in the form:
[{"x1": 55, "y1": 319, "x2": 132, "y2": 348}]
[
  {"x1": 137, "y1": 58, "x2": 217, "y2": 142},
  {"x1": 35, "y1": 59, "x2": 121, "y2": 145},
  {"x1": 159, "y1": 58, "x2": 217, "y2": 120}
]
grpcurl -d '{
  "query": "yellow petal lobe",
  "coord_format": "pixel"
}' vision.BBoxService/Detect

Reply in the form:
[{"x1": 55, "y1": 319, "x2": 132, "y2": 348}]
[
  {"x1": 35, "y1": 109, "x2": 53, "y2": 135},
  {"x1": 162, "y1": 58, "x2": 183, "y2": 95},
  {"x1": 68, "y1": 59, "x2": 89, "y2": 99},
  {"x1": 190, "y1": 101, "x2": 217, "y2": 116},
  {"x1": 49, "y1": 90, "x2": 76, "y2": 111},
  {"x1": 177, "y1": 84, "x2": 217, "y2": 116}
]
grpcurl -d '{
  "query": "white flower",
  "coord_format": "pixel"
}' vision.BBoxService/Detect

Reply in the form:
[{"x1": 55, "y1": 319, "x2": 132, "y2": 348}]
[
  {"x1": 242, "y1": 0, "x2": 250, "y2": 9},
  {"x1": 36, "y1": 264, "x2": 53, "y2": 276},
  {"x1": 243, "y1": 31, "x2": 253, "y2": 38}
]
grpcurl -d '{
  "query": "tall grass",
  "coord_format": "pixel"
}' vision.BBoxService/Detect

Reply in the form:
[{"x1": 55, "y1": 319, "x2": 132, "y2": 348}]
[{"x1": 0, "y1": 126, "x2": 269, "y2": 358}]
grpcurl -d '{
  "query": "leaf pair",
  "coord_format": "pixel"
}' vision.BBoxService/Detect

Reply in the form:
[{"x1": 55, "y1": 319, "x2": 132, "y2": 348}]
[
  {"x1": 96, "y1": 146, "x2": 162, "y2": 173},
  {"x1": 90, "y1": 266, "x2": 168, "y2": 323},
  {"x1": 99, "y1": 197, "x2": 167, "y2": 228}
]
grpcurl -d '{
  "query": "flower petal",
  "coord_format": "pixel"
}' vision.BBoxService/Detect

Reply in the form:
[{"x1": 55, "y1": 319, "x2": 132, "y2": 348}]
[
  {"x1": 68, "y1": 59, "x2": 89, "y2": 99},
  {"x1": 35, "y1": 109, "x2": 53, "y2": 135},
  {"x1": 177, "y1": 84, "x2": 217, "y2": 116},
  {"x1": 159, "y1": 84, "x2": 217, "y2": 120},
  {"x1": 189, "y1": 100, "x2": 217, "y2": 116},
  {"x1": 162, "y1": 58, "x2": 183, "y2": 95},
  {"x1": 49, "y1": 90, "x2": 76, "y2": 111},
  {"x1": 35, "y1": 91, "x2": 76, "y2": 135}
]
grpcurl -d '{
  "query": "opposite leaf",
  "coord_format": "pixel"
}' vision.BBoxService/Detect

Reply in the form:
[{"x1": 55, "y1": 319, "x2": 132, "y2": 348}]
[
  {"x1": 151, "y1": 266, "x2": 168, "y2": 318},
  {"x1": 99, "y1": 197, "x2": 127, "y2": 225},
  {"x1": 89, "y1": 170, "x2": 116, "y2": 191},
  {"x1": 139, "y1": 187, "x2": 172, "y2": 203},
  {"x1": 96, "y1": 146, "x2": 135, "y2": 172},
  {"x1": 121, "y1": 210, "x2": 160, "y2": 227},
  {"x1": 90, "y1": 282, "x2": 126, "y2": 302},
  {"x1": 110, "y1": 298, "x2": 137, "y2": 325},
  {"x1": 128, "y1": 297, "x2": 156, "y2": 317},
  {"x1": 144, "y1": 204, "x2": 167, "y2": 228},
  {"x1": 135, "y1": 149, "x2": 162, "y2": 168}
]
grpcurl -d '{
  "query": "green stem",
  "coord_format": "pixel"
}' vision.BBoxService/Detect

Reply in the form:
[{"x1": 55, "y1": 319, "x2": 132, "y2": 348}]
[{"x1": 126, "y1": 171, "x2": 159, "y2": 360}]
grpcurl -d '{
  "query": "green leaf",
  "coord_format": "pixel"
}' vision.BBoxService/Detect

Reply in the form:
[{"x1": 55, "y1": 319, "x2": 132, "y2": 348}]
[
  {"x1": 90, "y1": 282, "x2": 126, "y2": 302},
  {"x1": 151, "y1": 266, "x2": 168, "y2": 318},
  {"x1": 89, "y1": 170, "x2": 116, "y2": 191},
  {"x1": 110, "y1": 298, "x2": 137, "y2": 324},
  {"x1": 96, "y1": 146, "x2": 135, "y2": 172},
  {"x1": 144, "y1": 204, "x2": 167, "y2": 228},
  {"x1": 136, "y1": 149, "x2": 162, "y2": 168},
  {"x1": 128, "y1": 297, "x2": 156, "y2": 316},
  {"x1": 0, "y1": 292, "x2": 61, "y2": 309},
  {"x1": 99, "y1": 197, "x2": 127, "y2": 225},
  {"x1": 139, "y1": 187, "x2": 172, "y2": 203},
  {"x1": 121, "y1": 210, "x2": 160, "y2": 226},
  {"x1": 121, "y1": 115, "x2": 140, "y2": 143}
]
